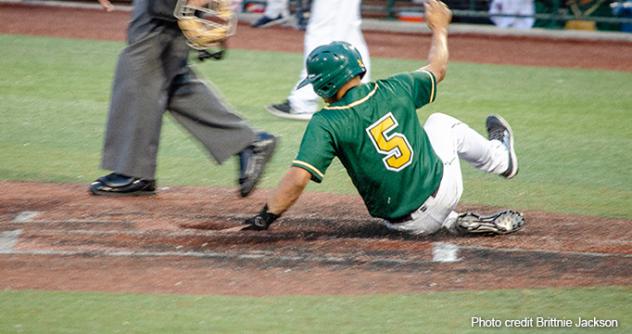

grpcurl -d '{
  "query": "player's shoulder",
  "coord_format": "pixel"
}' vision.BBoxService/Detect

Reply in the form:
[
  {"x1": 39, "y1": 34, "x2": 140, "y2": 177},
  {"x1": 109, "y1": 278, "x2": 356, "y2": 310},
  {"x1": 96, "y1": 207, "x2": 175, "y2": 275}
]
[
  {"x1": 311, "y1": 104, "x2": 361, "y2": 137},
  {"x1": 380, "y1": 70, "x2": 435, "y2": 86},
  {"x1": 311, "y1": 107, "x2": 345, "y2": 129},
  {"x1": 307, "y1": 109, "x2": 335, "y2": 128}
]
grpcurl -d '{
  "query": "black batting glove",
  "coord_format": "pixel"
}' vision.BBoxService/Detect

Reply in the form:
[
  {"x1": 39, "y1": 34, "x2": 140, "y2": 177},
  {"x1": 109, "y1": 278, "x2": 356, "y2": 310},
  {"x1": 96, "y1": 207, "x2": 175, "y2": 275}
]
[{"x1": 243, "y1": 204, "x2": 280, "y2": 231}]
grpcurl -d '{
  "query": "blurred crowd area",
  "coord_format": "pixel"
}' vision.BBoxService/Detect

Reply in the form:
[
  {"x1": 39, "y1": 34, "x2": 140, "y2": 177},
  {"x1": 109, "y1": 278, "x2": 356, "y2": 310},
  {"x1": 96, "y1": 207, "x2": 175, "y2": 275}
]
[{"x1": 56, "y1": 0, "x2": 632, "y2": 32}]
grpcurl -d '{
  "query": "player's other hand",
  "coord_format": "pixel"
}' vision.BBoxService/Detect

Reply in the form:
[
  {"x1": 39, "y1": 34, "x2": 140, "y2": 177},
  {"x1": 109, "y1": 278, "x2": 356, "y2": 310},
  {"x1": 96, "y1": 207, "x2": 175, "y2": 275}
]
[{"x1": 425, "y1": 0, "x2": 452, "y2": 31}]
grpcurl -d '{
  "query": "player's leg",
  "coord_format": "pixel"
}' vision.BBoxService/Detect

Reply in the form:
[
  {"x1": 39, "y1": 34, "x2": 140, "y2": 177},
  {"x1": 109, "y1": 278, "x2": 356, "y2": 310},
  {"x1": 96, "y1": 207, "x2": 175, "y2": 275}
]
[
  {"x1": 425, "y1": 113, "x2": 523, "y2": 234},
  {"x1": 268, "y1": 0, "x2": 336, "y2": 120},
  {"x1": 264, "y1": 0, "x2": 289, "y2": 18},
  {"x1": 288, "y1": 0, "x2": 368, "y2": 112},
  {"x1": 384, "y1": 160, "x2": 463, "y2": 236},
  {"x1": 252, "y1": 0, "x2": 290, "y2": 28},
  {"x1": 334, "y1": 0, "x2": 370, "y2": 82},
  {"x1": 384, "y1": 113, "x2": 464, "y2": 235},
  {"x1": 384, "y1": 113, "x2": 522, "y2": 235},
  {"x1": 489, "y1": 0, "x2": 514, "y2": 28},
  {"x1": 286, "y1": 0, "x2": 335, "y2": 115},
  {"x1": 433, "y1": 113, "x2": 516, "y2": 177},
  {"x1": 514, "y1": 0, "x2": 535, "y2": 29}
]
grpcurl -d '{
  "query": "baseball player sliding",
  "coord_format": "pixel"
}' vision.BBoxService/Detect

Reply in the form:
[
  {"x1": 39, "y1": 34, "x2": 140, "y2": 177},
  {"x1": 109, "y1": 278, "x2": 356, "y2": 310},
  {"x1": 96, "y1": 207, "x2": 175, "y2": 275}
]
[{"x1": 242, "y1": 0, "x2": 525, "y2": 235}]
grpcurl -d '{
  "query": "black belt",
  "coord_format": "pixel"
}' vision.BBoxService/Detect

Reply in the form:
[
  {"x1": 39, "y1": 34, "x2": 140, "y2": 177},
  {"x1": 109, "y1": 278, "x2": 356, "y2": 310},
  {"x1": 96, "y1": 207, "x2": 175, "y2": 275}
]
[{"x1": 387, "y1": 184, "x2": 440, "y2": 224}]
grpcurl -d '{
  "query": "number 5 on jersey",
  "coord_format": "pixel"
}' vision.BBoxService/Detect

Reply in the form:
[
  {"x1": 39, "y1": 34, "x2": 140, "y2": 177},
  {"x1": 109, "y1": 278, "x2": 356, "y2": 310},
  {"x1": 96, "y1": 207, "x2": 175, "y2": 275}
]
[{"x1": 366, "y1": 112, "x2": 414, "y2": 172}]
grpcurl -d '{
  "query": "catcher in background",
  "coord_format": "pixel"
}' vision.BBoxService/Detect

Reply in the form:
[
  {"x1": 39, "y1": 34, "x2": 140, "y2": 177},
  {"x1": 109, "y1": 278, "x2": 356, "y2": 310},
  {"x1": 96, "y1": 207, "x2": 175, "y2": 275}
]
[
  {"x1": 91, "y1": 0, "x2": 276, "y2": 197},
  {"x1": 243, "y1": 0, "x2": 525, "y2": 236}
]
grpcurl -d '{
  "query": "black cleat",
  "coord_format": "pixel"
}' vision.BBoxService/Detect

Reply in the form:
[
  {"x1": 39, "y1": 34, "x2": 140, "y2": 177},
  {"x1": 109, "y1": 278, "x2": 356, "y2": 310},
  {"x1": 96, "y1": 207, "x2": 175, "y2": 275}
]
[
  {"x1": 251, "y1": 14, "x2": 289, "y2": 28},
  {"x1": 238, "y1": 132, "x2": 278, "y2": 197},
  {"x1": 486, "y1": 114, "x2": 519, "y2": 179},
  {"x1": 265, "y1": 100, "x2": 312, "y2": 121},
  {"x1": 455, "y1": 210, "x2": 525, "y2": 235},
  {"x1": 89, "y1": 173, "x2": 156, "y2": 196}
]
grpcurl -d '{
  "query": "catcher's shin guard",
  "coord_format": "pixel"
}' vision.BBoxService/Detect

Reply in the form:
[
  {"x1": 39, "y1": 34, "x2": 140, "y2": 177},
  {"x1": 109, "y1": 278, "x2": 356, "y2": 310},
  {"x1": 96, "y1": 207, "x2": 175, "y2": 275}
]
[{"x1": 455, "y1": 210, "x2": 524, "y2": 235}]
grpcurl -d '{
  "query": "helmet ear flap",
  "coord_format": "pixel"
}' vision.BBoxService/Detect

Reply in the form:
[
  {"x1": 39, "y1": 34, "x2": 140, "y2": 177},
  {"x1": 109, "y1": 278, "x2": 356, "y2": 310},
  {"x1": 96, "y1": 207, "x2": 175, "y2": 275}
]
[{"x1": 320, "y1": 81, "x2": 335, "y2": 96}]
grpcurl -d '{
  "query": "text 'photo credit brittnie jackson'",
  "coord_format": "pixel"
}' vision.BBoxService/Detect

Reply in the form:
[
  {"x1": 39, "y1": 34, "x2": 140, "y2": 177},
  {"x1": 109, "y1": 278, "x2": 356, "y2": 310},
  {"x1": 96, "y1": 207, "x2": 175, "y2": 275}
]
[{"x1": 471, "y1": 316, "x2": 620, "y2": 329}]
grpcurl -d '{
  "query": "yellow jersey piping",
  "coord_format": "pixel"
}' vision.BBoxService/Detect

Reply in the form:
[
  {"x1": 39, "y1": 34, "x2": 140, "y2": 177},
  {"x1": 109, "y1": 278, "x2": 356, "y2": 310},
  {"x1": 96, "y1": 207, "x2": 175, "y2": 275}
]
[
  {"x1": 323, "y1": 83, "x2": 379, "y2": 110},
  {"x1": 292, "y1": 160, "x2": 325, "y2": 179},
  {"x1": 416, "y1": 69, "x2": 436, "y2": 104}
]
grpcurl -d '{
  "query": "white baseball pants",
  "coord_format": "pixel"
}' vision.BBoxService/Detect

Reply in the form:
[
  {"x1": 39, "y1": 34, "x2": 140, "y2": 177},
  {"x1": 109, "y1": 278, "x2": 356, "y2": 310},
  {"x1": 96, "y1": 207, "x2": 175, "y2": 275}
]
[
  {"x1": 288, "y1": 0, "x2": 371, "y2": 114},
  {"x1": 263, "y1": 0, "x2": 289, "y2": 18},
  {"x1": 489, "y1": 0, "x2": 535, "y2": 29},
  {"x1": 384, "y1": 113, "x2": 510, "y2": 235}
]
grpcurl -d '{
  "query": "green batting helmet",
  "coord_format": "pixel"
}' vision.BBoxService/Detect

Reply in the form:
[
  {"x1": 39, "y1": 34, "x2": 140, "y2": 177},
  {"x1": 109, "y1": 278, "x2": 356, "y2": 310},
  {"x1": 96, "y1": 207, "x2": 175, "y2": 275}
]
[{"x1": 297, "y1": 41, "x2": 367, "y2": 99}]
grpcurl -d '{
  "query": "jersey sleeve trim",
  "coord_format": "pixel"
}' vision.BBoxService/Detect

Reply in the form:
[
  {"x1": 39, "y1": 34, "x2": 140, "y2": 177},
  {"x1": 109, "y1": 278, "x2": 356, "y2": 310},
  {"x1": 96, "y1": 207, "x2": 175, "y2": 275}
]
[
  {"x1": 292, "y1": 160, "x2": 325, "y2": 182},
  {"x1": 416, "y1": 69, "x2": 437, "y2": 104},
  {"x1": 323, "y1": 83, "x2": 378, "y2": 110}
]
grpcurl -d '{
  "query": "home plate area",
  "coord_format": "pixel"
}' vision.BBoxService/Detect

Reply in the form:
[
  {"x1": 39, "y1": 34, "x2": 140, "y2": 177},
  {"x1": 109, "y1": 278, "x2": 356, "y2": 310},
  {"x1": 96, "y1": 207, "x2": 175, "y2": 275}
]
[{"x1": 0, "y1": 181, "x2": 630, "y2": 295}]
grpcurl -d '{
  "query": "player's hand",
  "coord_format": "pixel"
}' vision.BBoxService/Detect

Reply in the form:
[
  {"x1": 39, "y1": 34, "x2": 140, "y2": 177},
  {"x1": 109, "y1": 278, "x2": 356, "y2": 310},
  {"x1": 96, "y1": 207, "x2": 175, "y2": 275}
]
[
  {"x1": 425, "y1": 0, "x2": 452, "y2": 31},
  {"x1": 242, "y1": 205, "x2": 280, "y2": 231},
  {"x1": 97, "y1": 0, "x2": 113, "y2": 12}
]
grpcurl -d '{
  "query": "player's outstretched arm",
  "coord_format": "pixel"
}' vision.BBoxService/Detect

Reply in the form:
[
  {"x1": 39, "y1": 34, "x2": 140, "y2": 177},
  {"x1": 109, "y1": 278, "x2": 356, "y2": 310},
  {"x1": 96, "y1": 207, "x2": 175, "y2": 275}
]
[
  {"x1": 267, "y1": 167, "x2": 311, "y2": 215},
  {"x1": 242, "y1": 167, "x2": 311, "y2": 230},
  {"x1": 420, "y1": 0, "x2": 452, "y2": 83}
]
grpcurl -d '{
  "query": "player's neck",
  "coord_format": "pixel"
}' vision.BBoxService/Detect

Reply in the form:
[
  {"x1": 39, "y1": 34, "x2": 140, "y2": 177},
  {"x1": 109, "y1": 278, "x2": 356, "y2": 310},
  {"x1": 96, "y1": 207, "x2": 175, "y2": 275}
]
[{"x1": 327, "y1": 77, "x2": 362, "y2": 103}]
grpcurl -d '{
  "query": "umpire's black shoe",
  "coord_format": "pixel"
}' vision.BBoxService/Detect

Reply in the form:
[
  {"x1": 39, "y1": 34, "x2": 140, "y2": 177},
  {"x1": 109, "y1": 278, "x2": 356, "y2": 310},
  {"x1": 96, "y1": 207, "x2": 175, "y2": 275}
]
[
  {"x1": 89, "y1": 173, "x2": 156, "y2": 196},
  {"x1": 486, "y1": 115, "x2": 519, "y2": 179},
  {"x1": 238, "y1": 132, "x2": 278, "y2": 197}
]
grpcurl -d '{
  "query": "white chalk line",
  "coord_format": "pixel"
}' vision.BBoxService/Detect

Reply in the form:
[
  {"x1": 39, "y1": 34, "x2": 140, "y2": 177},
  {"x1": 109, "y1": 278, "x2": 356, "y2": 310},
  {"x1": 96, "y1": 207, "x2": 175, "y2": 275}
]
[
  {"x1": 0, "y1": 248, "x2": 423, "y2": 266},
  {"x1": 11, "y1": 211, "x2": 39, "y2": 223},
  {"x1": 0, "y1": 229, "x2": 22, "y2": 252},
  {"x1": 11, "y1": 228, "x2": 631, "y2": 259},
  {"x1": 457, "y1": 244, "x2": 632, "y2": 258},
  {"x1": 10, "y1": 220, "x2": 135, "y2": 225}
]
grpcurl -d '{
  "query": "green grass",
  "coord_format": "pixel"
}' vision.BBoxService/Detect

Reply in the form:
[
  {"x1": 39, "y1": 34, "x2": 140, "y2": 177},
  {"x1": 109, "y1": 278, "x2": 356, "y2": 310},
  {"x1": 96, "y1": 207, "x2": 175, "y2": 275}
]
[
  {"x1": 0, "y1": 287, "x2": 630, "y2": 333},
  {"x1": 1, "y1": 34, "x2": 631, "y2": 218},
  {"x1": 0, "y1": 34, "x2": 630, "y2": 334}
]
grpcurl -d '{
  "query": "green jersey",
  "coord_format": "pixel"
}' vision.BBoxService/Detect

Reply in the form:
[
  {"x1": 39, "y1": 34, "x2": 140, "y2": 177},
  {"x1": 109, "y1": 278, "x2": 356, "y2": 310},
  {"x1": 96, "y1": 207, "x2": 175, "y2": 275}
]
[{"x1": 292, "y1": 70, "x2": 443, "y2": 220}]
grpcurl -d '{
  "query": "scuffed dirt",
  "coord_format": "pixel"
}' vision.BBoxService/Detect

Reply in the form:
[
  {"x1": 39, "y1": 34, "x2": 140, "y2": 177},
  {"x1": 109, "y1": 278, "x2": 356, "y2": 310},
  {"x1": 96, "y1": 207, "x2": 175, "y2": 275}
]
[{"x1": 0, "y1": 181, "x2": 630, "y2": 296}]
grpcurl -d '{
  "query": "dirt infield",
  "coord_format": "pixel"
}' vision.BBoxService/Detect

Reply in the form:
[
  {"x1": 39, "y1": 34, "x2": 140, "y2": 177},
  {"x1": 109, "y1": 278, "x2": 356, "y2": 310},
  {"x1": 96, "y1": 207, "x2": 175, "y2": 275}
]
[
  {"x1": 1, "y1": 181, "x2": 631, "y2": 295},
  {"x1": 0, "y1": 4, "x2": 631, "y2": 296}
]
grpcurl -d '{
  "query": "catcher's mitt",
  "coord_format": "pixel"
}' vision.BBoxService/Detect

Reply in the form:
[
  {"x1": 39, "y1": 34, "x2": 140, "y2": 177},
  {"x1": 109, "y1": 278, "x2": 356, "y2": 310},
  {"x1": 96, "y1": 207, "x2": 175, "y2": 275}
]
[{"x1": 174, "y1": 0, "x2": 237, "y2": 50}]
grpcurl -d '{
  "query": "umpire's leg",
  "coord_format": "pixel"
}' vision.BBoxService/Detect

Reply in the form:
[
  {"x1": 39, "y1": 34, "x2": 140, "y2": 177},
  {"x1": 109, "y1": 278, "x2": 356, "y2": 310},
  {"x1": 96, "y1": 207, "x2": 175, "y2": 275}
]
[
  {"x1": 166, "y1": 67, "x2": 257, "y2": 164},
  {"x1": 101, "y1": 31, "x2": 169, "y2": 180}
]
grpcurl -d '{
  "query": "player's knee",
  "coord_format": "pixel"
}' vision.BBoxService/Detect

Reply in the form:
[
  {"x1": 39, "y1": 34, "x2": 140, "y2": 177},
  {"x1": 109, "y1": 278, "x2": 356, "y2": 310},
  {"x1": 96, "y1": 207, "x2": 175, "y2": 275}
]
[
  {"x1": 426, "y1": 113, "x2": 462, "y2": 128},
  {"x1": 426, "y1": 113, "x2": 449, "y2": 125}
]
